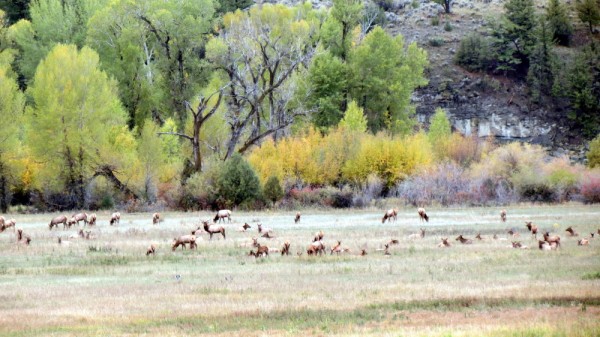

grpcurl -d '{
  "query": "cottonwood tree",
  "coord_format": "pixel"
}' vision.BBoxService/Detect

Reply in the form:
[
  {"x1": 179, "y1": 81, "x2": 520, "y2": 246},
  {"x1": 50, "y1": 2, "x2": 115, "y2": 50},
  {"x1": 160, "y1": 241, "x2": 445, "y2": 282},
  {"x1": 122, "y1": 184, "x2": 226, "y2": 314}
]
[
  {"x1": 26, "y1": 44, "x2": 137, "y2": 207},
  {"x1": 207, "y1": 4, "x2": 319, "y2": 159}
]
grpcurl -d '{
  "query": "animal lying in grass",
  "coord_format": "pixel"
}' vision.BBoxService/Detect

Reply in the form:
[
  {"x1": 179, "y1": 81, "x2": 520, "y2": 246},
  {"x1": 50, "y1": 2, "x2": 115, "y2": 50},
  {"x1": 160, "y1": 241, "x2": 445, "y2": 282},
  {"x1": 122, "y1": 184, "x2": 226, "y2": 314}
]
[
  {"x1": 16, "y1": 229, "x2": 31, "y2": 245},
  {"x1": 408, "y1": 228, "x2": 425, "y2": 239},
  {"x1": 438, "y1": 238, "x2": 451, "y2": 248},
  {"x1": 237, "y1": 223, "x2": 251, "y2": 232},
  {"x1": 455, "y1": 235, "x2": 473, "y2": 244},
  {"x1": 565, "y1": 226, "x2": 578, "y2": 237}
]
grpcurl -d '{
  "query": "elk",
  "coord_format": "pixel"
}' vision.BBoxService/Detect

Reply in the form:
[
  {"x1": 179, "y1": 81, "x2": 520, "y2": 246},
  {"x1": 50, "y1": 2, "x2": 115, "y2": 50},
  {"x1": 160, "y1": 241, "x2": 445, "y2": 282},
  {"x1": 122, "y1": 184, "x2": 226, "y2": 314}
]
[
  {"x1": 16, "y1": 229, "x2": 31, "y2": 245},
  {"x1": 525, "y1": 222, "x2": 538, "y2": 239},
  {"x1": 152, "y1": 212, "x2": 161, "y2": 224},
  {"x1": 507, "y1": 229, "x2": 519, "y2": 238},
  {"x1": 475, "y1": 233, "x2": 484, "y2": 240},
  {"x1": 511, "y1": 241, "x2": 528, "y2": 249},
  {"x1": 146, "y1": 244, "x2": 156, "y2": 256},
  {"x1": 281, "y1": 241, "x2": 291, "y2": 256},
  {"x1": 383, "y1": 244, "x2": 391, "y2": 256},
  {"x1": 110, "y1": 212, "x2": 120, "y2": 225},
  {"x1": 1, "y1": 219, "x2": 16, "y2": 232},
  {"x1": 262, "y1": 232, "x2": 275, "y2": 239},
  {"x1": 294, "y1": 212, "x2": 301, "y2": 224},
  {"x1": 71, "y1": 213, "x2": 88, "y2": 226},
  {"x1": 49, "y1": 215, "x2": 68, "y2": 230},
  {"x1": 85, "y1": 231, "x2": 96, "y2": 240},
  {"x1": 237, "y1": 223, "x2": 251, "y2": 232},
  {"x1": 543, "y1": 232, "x2": 561, "y2": 248},
  {"x1": 455, "y1": 235, "x2": 473, "y2": 244},
  {"x1": 330, "y1": 241, "x2": 342, "y2": 255},
  {"x1": 172, "y1": 235, "x2": 197, "y2": 251},
  {"x1": 565, "y1": 226, "x2": 578, "y2": 237},
  {"x1": 307, "y1": 241, "x2": 325, "y2": 256},
  {"x1": 57, "y1": 237, "x2": 71, "y2": 247},
  {"x1": 417, "y1": 208, "x2": 429, "y2": 222},
  {"x1": 88, "y1": 213, "x2": 97, "y2": 226},
  {"x1": 213, "y1": 209, "x2": 231, "y2": 223},
  {"x1": 578, "y1": 238, "x2": 590, "y2": 246},
  {"x1": 250, "y1": 244, "x2": 269, "y2": 258},
  {"x1": 360, "y1": 249, "x2": 368, "y2": 256},
  {"x1": 257, "y1": 224, "x2": 273, "y2": 235},
  {"x1": 408, "y1": 228, "x2": 425, "y2": 239},
  {"x1": 388, "y1": 239, "x2": 399, "y2": 245},
  {"x1": 538, "y1": 240, "x2": 558, "y2": 251},
  {"x1": 202, "y1": 221, "x2": 226, "y2": 240},
  {"x1": 500, "y1": 209, "x2": 507, "y2": 222},
  {"x1": 313, "y1": 230, "x2": 324, "y2": 242},
  {"x1": 382, "y1": 209, "x2": 397, "y2": 223},
  {"x1": 438, "y1": 238, "x2": 451, "y2": 247},
  {"x1": 590, "y1": 232, "x2": 595, "y2": 238}
]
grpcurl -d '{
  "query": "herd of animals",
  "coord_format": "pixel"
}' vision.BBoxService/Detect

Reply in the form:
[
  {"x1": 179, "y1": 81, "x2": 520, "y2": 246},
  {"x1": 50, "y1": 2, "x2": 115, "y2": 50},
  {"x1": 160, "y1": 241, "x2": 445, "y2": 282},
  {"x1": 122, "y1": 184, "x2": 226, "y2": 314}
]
[{"x1": 1, "y1": 207, "x2": 596, "y2": 257}]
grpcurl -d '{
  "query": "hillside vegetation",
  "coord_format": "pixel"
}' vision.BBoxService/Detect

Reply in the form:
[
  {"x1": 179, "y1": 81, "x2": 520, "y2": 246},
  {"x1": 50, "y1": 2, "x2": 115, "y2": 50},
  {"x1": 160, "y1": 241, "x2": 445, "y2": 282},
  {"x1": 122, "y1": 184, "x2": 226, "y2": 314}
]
[{"x1": 0, "y1": 0, "x2": 598, "y2": 211}]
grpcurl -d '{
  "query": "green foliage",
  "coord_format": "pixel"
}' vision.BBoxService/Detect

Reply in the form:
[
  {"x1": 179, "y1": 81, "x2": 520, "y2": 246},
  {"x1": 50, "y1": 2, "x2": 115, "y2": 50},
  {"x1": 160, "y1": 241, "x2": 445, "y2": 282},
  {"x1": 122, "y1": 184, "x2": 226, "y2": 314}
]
[
  {"x1": 338, "y1": 101, "x2": 368, "y2": 133},
  {"x1": 217, "y1": 0, "x2": 253, "y2": 14},
  {"x1": 455, "y1": 34, "x2": 492, "y2": 72},
  {"x1": 350, "y1": 27, "x2": 428, "y2": 134},
  {"x1": 330, "y1": 0, "x2": 363, "y2": 60},
  {"x1": 0, "y1": 0, "x2": 30, "y2": 23},
  {"x1": 25, "y1": 44, "x2": 132, "y2": 207},
  {"x1": 527, "y1": 18, "x2": 557, "y2": 104},
  {"x1": 428, "y1": 108, "x2": 451, "y2": 159},
  {"x1": 444, "y1": 22, "x2": 453, "y2": 32},
  {"x1": 263, "y1": 175, "x2": 283, "y2": 204},
  {"x1": 564, "y1": 43, "x2": 600, "y2": 137},
  {"x1": 431, "y1": 16, "x2": 440, "y2": 26},
  {"x1": 428, "y1": 37, "x2": 444, "y2": 47},
  {"x1": 587, "y1": 135, "x2": 600, "y2": 168},
  {"x1": 217, "y1": 154, "x2": 262, "y2": 206},
  {"x1": 307, "y1": 51, "x2": 348, "y2": 131},
  {"x1": 575, "y1": 0, "x2": 600, "y2": 33},
  {"x1": 433, "y1": 0, "x2": 451, "y2": 14},
  {"x1": 546, "y1": 0, "x2": 573, "y2": 46}
]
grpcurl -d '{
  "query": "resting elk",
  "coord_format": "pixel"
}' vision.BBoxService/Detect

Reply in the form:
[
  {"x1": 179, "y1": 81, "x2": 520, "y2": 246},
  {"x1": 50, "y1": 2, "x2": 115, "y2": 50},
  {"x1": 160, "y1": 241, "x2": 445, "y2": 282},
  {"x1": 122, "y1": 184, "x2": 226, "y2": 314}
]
[
  {"x1": 257, "y1": 224, "x2": 273, "y2": 235},
  {"x1": 417, "y1": 208, "x2": 429, "y2": 222},
  {"x1": 578, "y1": 238, "x2": 589, "y2": 246},
  {"x1": 455, "y1": 235, "x2": 473, "y2": 244},
  {"x1": 408, "y1": 228, "x2": 425, "y2": 239},
  {"x1": 565, "y1": 226, "x2": 578, "y2": 237},
  {"x1": 16, "y1": 229, "x2": 31, "y2": 245},
  {"x1": 213, "y1": 210, "x2": 231, "y2": 223},
  {"x1": 438, "y1": 238, "x2": 451, "y2": 247},
  {"x1": 382, "y1": 209, "x2": 398, "y2": 223}
]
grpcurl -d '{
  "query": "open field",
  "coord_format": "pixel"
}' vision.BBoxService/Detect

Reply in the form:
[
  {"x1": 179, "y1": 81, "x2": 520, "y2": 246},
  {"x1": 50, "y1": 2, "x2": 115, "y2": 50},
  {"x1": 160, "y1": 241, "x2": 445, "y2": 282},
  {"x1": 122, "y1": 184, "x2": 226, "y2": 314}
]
[{"x1": 0, "y1": 204, "x2": 599, "y2": 336}]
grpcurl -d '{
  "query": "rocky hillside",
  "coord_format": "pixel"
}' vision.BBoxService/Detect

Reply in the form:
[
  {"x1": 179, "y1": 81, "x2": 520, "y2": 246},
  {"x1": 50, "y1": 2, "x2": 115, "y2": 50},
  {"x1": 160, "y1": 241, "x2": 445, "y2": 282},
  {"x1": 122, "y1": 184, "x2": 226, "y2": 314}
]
[{"x1": 260, "y1": 0, "x2": 594, "y2": 161}]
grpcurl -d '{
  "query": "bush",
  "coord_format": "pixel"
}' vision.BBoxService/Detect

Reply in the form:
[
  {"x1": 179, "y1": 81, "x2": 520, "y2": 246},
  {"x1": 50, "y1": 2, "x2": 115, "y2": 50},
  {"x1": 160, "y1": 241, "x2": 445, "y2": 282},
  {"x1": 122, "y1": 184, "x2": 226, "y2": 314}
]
[
  {"x1": 182, "y1": 159, "x2": 224, "y2": 210},
  {"x1": 428, "y1": 37, "x2": 444, "y2": 47},
  {"x1": 263, "y1": 176, "x2": 284, "y2": 205},
  {"x1": 455, "y1": 34, "x2": 492, "y2": 72},
  {"x1": 512, "y1": 171, "x2": 556, "y2": 203},
  {"x1": 444, "y1": 22, "x2": 453, "y2": 31},
  {"x1": 581, "y1": 172, "x2": 600, "y2": 203},
  {"x1": 217, "y1": 154, "x2": 262, "y2": 207},
  {"x1": 431, "y1": 16, "x2": 440, "y2": 26},
  {"x1": 587, "y1": 135, "x2": 600, "y2": 168}
]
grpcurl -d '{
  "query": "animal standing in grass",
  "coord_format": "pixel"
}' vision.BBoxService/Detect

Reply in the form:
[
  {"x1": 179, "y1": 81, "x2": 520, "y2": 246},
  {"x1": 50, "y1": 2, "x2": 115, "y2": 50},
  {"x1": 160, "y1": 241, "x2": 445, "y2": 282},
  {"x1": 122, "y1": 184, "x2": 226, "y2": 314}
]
[
  {"x1": 525, "y1": 222, "x2": 538, "y2": 239},
  {"x1": 152, "y1": 212, "x2": 161, "y2": 225},
  {"x1": 49, "y1": 215, "x2": 68, "y2": 230},
  {"x1": 88, "y1": 213, "x2": 97, "y2": 226},
  {"x1": 16, "y1": 229, "x2": 31, "y2": 245},
  {"x1": 146, "y1": 244, "x2": 156, "y2": 256},
  {"x1": 382, "y1": 209, "x2": 397, "y2": 223},
  {"x1": 110, "y1": 212, "x2": 120, "y2": 225},
  {"x1": 543, "y1": 232, "x2": 561, "y2": 248},
  {"x1": 202, "y1": 221, "x2": 226, "y2": 240},
  {"x1": 417, "y1": 208, "x2": 429, "y2": 222},
  {"x1": 1, "y1": 218, "x2": 16, "y2": 232},
  {"x1": 70, "y1": 213, "x2": 88, "y2": 226},
  {"x1": 294, "y1": 212, "x2": 301, "y2": 224},
  {"x1": 172, "y1": 235, "x2": 197, "y2": 250},
  {"x1": 214, "y1": 210, "x2": 232, "y2": 223},
  {"x1": 500, "y1": 209, "x2": 507, "y2": 222}
]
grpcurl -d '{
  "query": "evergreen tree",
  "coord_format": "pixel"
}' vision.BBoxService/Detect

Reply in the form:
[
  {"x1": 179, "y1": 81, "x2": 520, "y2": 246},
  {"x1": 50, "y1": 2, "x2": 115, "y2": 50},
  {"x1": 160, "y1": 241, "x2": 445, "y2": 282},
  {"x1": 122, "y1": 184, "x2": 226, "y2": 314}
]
[
  {"x1": 576, "y1": 0, "x2": 600, "y2": 33},
  {"x1": 528, "y1": 18, "x2": 557, "y2": 104},
  {"x1": 546, "y1": 0, "x2": 573, "y2": 46},
  {"x1": 565, "y1": 43, "x2": 600, "y2": 137},
  {"x1": 217, "y1": 154, "x2": 262, "y2": 206},
  {"x1": 339, "y1": 101, "x2": 368, "y2": 133}
]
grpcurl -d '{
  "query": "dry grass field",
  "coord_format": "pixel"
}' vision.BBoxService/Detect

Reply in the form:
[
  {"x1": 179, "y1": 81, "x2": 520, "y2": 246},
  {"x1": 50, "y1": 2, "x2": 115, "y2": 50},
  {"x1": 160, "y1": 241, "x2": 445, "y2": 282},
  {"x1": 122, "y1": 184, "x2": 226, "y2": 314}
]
[{"x1": 0, "y1": 203, "x2": 599, "y2": 336}]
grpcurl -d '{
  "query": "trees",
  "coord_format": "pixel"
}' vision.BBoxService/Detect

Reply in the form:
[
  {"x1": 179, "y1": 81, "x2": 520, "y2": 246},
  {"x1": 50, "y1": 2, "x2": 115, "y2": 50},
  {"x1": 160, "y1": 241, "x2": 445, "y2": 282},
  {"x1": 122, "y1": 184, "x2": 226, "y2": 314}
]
[
  {"x1": 207, "y1": 4, "x2": 318, "y2": 159},
  {"x1": 216, "y1": 154, "x2": 261, "y2": 206},
  {"x1": 434, "y1": 0, "x2": 452, "y2": 14},
  {"x1": 338, "y1": 101, "x2": 368, "y2": 133},
  {"x1": 527, "y1": 18, "x2": 557, "y2": 104},
  {"x1": 0, "y1": 0, "x2": 30, "y2": 23},
  {"x1": 588, "y1": 135, "x2": 600, "y2": 168},
  {"x1": 576, "y1": 0, "x2": 600, "y2": 33},
  {"x1": 26, "y1": 44, "x2": 136, "y2": 208},
  {"x1": 329, "y1": 0, "x2": 363, "y2": 61},
  {"x1": 428, "y1": 108, "x2": 451, "y2": 159},
  {"x1": 546, "y1": 0, "x2": 573, "y2": 46},
  {"x1": 263, "y1": 175, "x2": 283, "y2": 205},
  {"x1": 349, "y1": 27, "x2": 428, "y2": 134}
]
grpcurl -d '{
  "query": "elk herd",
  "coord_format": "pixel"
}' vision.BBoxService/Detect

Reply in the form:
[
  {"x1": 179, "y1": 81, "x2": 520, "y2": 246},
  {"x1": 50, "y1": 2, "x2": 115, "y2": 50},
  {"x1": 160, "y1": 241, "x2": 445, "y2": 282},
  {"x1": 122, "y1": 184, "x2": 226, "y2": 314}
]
[{"x1": 0, "y1": 208, "x2": 596, "y2": 258}]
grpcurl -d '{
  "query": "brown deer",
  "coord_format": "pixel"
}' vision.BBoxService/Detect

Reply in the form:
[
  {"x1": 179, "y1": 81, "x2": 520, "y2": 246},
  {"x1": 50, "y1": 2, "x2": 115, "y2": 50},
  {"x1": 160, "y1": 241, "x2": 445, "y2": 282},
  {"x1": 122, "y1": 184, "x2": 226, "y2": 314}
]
[
  {"x1": 172, "y1": 235, "x2": 197, "y2": 251},
  {"x1": 1, "y1": 219, "x2": 16, "y2": 232},
  {"x1": 71, "y1": 213, "x2": 88, "y2": 226},
  {"x1": 16, "y1": 229, "x2": 31, "y2": 245},
  {"x1": 578, "y1": 238, "x2": 589, "y2": 246},
  {"x1": 382, "y1": 209, "x2": 398, "y2": 223},
  {"x1": 313, "y1": 230, "x2": 324, "y2": 242},
  {"x1": 237, "y1": 223, "x2": 251, "y2": 232},
  {"x1": 507, "y1": 229, "x2": 519, "y2": 238},
  {"x1": 475, "y1": 233, "x2": 484, "y2": 240},
  {"x1": 281, "y1": 241, "x2": 291, "y2": 256},
  {"x1": 525, "y1": 222, "x2": 538, "y2": 239},
  {"x1": 408, "y1": 228, "x2": 425, "y2": 239},
  {"x1": 417, "y1": 208, "x2": 429, "y2": 222},
  {"x1": 455, "y1": 235, "x2": 473, "y2": 244},
  {"x1": 307, "y1": 241, "x2": 325, "y2": 256},
  {"x1": 110, "y1": 212, "x2": 121, "y2": 225},
  {"x1": 257, "y1": 224, "x2": 273, "y2": 235},
  {"x1": 565, "y1": 226, "x2": 578, "y2": 237}
]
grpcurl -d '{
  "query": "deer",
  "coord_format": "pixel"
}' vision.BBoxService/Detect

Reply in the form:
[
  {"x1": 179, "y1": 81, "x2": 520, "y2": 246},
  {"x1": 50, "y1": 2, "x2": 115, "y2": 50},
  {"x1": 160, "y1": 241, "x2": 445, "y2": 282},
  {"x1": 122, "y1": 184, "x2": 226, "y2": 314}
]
[
  {"x1": 543, "y1": 232, "x2": 561, "y2": 248},
  {"x1": 313, "y1": 230, "x2": 324, "y2": 242},
  {"x1": 172, "y1": 235, "x2": 197, "y2": 251},
  {"x1": 438, "y1": 238, "x2": 451, "y2": 247},
  {"x1": 152, "y1": 212, "x2": 161, "y2": 224},
  {"x1": 146, "y1": 244, "x2": 156, "y2": 256},
  {"x1": 507, "y1": 229, "x2": 520, "y2": 238},
  {"x1": 578, "y1": 238, "x2": 590, "y2": 246},
  {"x1": 281, "y1": 241, "x2": 291, "y2": 256},
  {"x1": 16, "y1": 229, "x2": 31, "y2": 245},
  {"x1": 88, "y1": 213, "x2": 97, "y2": 226},
  {"x1": 237, "y1": 223, "x2": 251, "y2": 232},
  {"x1": 49, "y1": 215, "x2": 69, "y2": 230},
  {"x1": 408, "y1": 228, "x2": 425, "y2": 239},
  {"x1": 110, "y1": 212, "x2": 121, "y2": 225}
]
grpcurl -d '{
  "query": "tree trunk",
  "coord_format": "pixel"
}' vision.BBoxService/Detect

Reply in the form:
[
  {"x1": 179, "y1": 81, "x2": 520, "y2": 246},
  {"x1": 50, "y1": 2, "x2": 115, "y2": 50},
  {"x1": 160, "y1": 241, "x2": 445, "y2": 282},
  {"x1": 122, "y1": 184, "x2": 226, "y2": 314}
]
[
  {"x1": 0, "y1": 160, "x2": 7, "y2": 213},
  {"x1": 94, "y1": 165, "x2": 140, "y2": 200}
]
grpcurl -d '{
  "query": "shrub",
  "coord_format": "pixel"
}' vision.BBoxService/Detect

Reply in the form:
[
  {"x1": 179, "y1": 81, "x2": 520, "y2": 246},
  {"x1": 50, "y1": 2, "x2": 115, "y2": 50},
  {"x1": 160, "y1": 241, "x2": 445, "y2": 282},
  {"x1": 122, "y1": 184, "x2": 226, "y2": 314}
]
[
  {"x1": 446, "y1": 133, "x2": 486, "y2": 167},
  {"x1": 431, "y1": 16, "x2": 440, "y2": 26},
  {"x1": 183, "y1": 158, "x2": 224, "y2": 210},
  {"x1": 512, "y1": 170, "x2": 556, "y2": 202},
  {"x1": 580, "y1": 172, "x2": 600, "y2": 203},
  {"x1": 263, "y1": 176, "x2": 284, "y2": 205},
  {"x1": 587, "y1": 135, "x2": 600, "y2": 168},
  {"x1": 455, "y1": 34, "x2": 492, "y2": 72},
  {"x1": 428, "y1": 37, "x2": 444, "y2": 47},
  {"x1": 216, "y1": 154, "x2": 262, "y2": 207},
  {"x1": 444, "y1": 22, "x2": 453, "y2": 31}
]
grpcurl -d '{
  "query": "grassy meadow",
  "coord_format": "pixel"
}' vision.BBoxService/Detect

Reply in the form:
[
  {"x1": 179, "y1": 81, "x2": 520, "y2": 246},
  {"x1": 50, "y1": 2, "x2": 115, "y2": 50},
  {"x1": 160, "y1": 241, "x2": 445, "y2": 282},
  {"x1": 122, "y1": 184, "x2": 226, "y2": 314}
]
[{"x1": 0, "y1": 204, "x2": 599, "y2": 336}]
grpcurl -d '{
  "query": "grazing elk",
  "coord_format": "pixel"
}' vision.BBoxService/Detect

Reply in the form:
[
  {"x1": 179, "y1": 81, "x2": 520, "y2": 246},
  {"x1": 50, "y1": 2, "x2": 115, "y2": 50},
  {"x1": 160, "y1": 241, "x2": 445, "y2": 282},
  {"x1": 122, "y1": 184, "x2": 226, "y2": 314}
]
[
  {"x1": 250, "y1": 244, "x2": 269, "y2": 258},
  {"x1": 172, "y1": 235, "x2": 197, "y2": 251},
  {"x1": 110, "y1": 212, "x2": 120, "y2": 225},
  {"x1": 16, "y1": 229, "x2": 31, "y2": 245},
  {"x1": 455, "y1": 235, "x2": 473, "y2": 244},
  {"x1": 70, "y1": 213, "x2": 88, "y2": 226},
  {"x1": 152, "y1": 212, "x2": 161, "y2": 225},
  {"x1": 281, "y1": 241, "x2": 291, "y2": 256},
  {"x1": 202, "y1": 221, "x2": 226, "y2": 240},
  {"x1": 565, "y1": 226, "x2": 578, "y2": 237},
  {"x1": 146, "y1": 244, "x2": 156, "y2": 256},
  {"x1": 49, "y1": 215, "x2": 68, "y2": 230},
  {"x1": 313, "y1": 230, "x2": 324, "y2": 242},
  {"x1": 294, "y1": 212, "x2": 301, "y2": 224},
  {"x1": 307, "y1": 241, "x2": 325, "y2": 256},
  {"x1": 525, "y1": 222, "x2": 538, "y2": 239},
  {"x1": 500, "y1": 209, "x2": 507, "y2": 222},
  {"x1": 382, "y1": 209, "x2": 398, "y2": 223},
  {"x1": 213, "y1": 210, "x2": 231, "y2": 223},
  {"x1": 1, "y1": 218, "x2": 16, "y2": 232},
  {"x1": 543, "y1": 232, "x2": 561, "y2": 248},
  {"x1": 417, "y1": 208, "x2": 429, "y2": 222},
  {"x1": 438, "y1": 238, "x2": 451, "y2": 247},
  {"x1": 88, "y1": 213, "x2": 97, "y2": 226}
]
